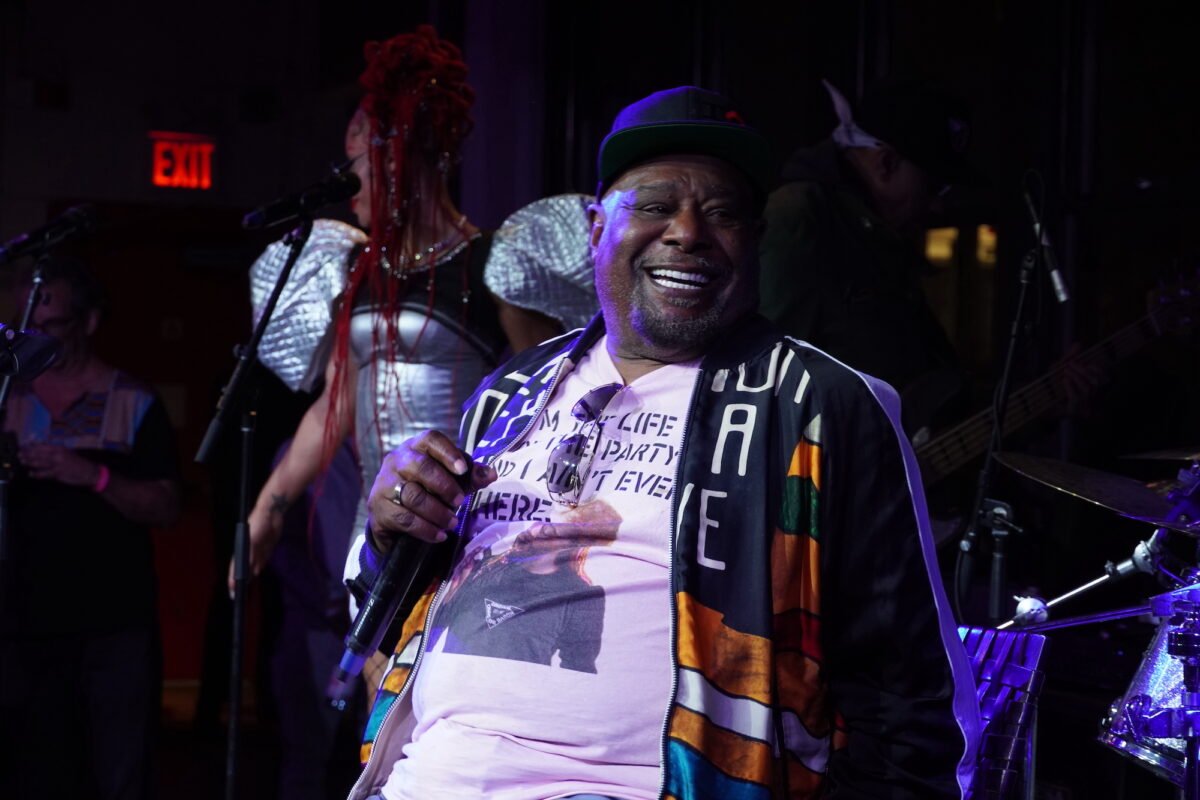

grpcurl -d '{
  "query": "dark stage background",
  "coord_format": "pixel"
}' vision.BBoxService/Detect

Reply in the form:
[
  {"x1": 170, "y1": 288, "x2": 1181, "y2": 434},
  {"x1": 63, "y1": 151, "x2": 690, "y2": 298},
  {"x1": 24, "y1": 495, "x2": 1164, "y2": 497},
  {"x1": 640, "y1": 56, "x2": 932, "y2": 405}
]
[{"x1": 2, "y1": 1, "x2": 1198, "y2": 798}]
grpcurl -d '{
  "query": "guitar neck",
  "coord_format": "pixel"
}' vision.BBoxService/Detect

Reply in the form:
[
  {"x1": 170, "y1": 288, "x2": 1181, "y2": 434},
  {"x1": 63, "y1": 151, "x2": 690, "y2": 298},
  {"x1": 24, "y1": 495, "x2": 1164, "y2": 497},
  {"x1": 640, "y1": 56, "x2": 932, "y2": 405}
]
[{"x1": 916, "y1": 312, "x2": 1162, "y2": 486}]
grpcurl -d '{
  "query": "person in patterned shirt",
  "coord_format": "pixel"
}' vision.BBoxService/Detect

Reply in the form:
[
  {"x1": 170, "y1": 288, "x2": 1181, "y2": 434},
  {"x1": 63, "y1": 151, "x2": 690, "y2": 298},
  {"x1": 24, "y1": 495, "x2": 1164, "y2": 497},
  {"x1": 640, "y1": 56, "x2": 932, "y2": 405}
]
[{"x1": 0, "y1": 257, "x2": 180, "y2": 800}]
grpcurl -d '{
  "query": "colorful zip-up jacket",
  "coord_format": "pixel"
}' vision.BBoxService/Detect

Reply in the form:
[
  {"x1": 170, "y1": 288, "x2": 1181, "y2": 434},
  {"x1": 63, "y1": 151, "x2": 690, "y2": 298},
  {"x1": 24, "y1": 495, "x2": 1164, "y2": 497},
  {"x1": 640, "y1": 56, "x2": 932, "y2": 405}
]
[{"x1": 347, "y1": 313, "x2": 980, "y2": 800}]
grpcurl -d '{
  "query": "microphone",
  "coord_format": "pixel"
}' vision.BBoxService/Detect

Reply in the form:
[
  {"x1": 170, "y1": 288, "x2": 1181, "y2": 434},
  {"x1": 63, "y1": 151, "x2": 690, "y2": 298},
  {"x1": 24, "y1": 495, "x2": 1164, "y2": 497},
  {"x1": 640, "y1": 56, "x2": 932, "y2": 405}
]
[
  {"x1": 0, "y1": 205, "x2": 95, "y2": 266},
  {"x1": 1021, "y1": 190, "x2": 1070, "y2": 303},
  {"x1": 242, "y1": 165, "x2": 361, "y2": 230},
  {"x1": 0, "y1": 323, "x2": 62, "y2": 380},
  {"x1": 326, "y1": 460, "x2": 475, "y2": 707}
]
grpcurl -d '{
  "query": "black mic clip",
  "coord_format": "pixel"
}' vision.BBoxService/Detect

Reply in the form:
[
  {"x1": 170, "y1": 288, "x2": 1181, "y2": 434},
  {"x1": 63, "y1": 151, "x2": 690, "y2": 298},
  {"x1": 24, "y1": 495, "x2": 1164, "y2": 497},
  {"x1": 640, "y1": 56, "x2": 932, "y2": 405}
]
[
  {"x1": 959, "y1": 499, "x2": 1021, "y2": 554},
  {"x1": 979, "y1": 500, "x2": 1023, "y2": 535}
]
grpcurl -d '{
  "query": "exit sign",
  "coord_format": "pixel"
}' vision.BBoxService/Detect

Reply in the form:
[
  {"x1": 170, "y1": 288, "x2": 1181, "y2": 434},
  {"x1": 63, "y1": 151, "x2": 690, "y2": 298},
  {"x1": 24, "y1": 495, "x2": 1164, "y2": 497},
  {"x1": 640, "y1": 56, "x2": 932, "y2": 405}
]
[{"x1": 149, "y1": 130, "x2": 214, "y2": 190}]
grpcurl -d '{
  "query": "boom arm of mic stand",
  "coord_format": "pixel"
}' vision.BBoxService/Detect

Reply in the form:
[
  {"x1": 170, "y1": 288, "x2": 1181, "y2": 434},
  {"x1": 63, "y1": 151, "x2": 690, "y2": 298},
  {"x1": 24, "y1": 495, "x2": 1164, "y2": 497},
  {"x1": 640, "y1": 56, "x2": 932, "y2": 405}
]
[{"x1": 195, "y1": 217, "x2": 314, "y2": 465}]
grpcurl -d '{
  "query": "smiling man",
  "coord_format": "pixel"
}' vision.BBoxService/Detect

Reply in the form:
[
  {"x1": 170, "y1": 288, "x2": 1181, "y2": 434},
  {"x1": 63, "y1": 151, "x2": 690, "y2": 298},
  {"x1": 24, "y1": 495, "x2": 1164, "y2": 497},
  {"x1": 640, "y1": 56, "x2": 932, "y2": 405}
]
[
  {"x1": 591, "y1": 153, "x2": 760, "y2": 373},
  {"x1": 345, "y1": 86, "x2": 980, "y2": 800}
]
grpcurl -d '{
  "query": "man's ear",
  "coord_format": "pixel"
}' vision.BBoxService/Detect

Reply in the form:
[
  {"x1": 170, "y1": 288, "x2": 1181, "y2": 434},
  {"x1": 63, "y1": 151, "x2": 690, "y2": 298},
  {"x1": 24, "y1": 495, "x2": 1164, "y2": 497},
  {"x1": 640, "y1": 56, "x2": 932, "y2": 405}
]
[
  {"x1": 877, "y1": 145, "x2": 902, "y2": 181},
  {"x1": 587, "y1": 201, "x2": 607, "y2": 254}
]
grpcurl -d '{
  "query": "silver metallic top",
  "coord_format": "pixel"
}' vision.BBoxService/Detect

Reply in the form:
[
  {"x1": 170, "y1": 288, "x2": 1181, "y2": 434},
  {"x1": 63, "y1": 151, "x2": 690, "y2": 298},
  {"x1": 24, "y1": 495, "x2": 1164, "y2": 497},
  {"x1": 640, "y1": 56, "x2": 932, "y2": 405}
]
[
  {"x1": 349, "y1": 305, "x2": 494, "y2": 530},
  {"x1": 249, "y1": 219, "x2": 367, "y2": 392},
  {"x1": 485, "y1": 193, "x2": 598, "y2": 331}
]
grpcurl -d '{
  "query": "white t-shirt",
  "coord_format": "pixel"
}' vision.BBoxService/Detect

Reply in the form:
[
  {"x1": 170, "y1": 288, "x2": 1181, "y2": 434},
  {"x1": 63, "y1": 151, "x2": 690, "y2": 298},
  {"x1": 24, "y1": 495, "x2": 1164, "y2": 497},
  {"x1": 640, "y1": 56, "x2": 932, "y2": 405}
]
[{"x1": 380, "y1": 337, "x2": 698, "y2": 800}]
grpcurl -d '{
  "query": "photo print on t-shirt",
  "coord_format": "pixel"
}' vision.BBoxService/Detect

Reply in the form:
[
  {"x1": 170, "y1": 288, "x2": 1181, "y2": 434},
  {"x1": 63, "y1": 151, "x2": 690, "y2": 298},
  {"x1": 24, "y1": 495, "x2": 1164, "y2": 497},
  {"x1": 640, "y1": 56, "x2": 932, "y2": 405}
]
[
  {"x1": 427, "y1": 386, "x2": 682, "y2": 675},
  {"x1": 430, "y1": 500, "x2": 621, "y2": 673}
]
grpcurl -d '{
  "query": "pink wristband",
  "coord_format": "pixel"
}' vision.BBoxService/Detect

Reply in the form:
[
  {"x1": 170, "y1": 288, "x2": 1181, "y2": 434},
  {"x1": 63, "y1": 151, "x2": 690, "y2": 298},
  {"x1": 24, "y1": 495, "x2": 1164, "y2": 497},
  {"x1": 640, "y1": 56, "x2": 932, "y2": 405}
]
[{"x1": 92, "y1": 464, "x2": 111, "y2": 493}]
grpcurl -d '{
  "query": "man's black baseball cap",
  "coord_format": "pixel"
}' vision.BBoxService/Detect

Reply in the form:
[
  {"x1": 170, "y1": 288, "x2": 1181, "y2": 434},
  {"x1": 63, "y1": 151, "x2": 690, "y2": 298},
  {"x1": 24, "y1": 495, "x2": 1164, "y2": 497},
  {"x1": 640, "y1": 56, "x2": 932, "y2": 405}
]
[{"x1": 596, "y1": 86, "x2": 775, "y2": 199}]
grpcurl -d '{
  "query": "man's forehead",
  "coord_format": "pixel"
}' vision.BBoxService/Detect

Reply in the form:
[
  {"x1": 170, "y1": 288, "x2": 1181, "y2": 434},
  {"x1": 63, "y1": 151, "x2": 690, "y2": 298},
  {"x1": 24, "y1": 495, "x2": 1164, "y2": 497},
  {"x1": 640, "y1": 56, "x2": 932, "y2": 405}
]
[
  {"x1": 623, "y1": 179, "x2": 743, "y2": 198},
  {"x1": 607, "y1": 154, "x2": 753, "y2": 199}
]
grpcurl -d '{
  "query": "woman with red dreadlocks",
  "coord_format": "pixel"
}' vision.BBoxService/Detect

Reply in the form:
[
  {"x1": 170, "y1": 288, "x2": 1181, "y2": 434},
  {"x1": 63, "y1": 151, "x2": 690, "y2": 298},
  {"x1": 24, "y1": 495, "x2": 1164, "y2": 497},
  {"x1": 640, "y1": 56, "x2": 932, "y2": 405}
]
[{"x1": 234, "y1": 27, "x2": 567, "y2": 601}]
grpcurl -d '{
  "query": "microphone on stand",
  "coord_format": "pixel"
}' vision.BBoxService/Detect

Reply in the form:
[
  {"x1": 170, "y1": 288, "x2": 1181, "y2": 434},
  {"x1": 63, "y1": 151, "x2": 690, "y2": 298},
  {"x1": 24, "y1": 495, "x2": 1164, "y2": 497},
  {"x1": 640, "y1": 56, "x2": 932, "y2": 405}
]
[
  {"x1": 1022, "y1": 189, "x2": 1070, "y2": 304},
  {"x1": 0, "y1": 205, "x2": 96, "y2": 266},
  {"x1": 242, "y1": 164, "x2": 361, "y2": 230},
  {"x1": 0, "y1": 324, "x2": 62, "y2": 380}
]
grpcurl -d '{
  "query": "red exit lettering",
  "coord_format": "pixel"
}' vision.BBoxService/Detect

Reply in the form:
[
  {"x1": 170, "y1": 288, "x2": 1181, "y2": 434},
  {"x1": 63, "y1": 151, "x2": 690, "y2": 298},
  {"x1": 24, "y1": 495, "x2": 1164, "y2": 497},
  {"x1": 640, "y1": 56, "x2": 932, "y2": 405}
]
[{"x1": 149, "y1": 132, "x2": 215, "y2": 190}]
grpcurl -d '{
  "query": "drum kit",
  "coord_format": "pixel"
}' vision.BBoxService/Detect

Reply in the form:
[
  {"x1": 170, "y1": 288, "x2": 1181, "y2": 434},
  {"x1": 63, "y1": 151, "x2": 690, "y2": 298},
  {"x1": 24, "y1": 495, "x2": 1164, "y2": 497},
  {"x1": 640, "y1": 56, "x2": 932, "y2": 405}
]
[{"x1": 991, "y1": 445, "x2": 1200, "y2": 796}]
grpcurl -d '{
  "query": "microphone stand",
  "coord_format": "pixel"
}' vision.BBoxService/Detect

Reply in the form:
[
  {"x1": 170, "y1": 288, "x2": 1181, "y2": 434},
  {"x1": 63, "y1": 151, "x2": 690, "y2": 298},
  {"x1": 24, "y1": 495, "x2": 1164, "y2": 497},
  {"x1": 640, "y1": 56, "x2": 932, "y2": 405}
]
[
  {"x1": 955, "y1": 249, "x2": 1037, "y2": 623},
  {"x1": 195, "y1": 216, "x2": 314, "y2": 800},
  {"x1": 0, "y1": 253, "x2": 52, "y2": 598},
  {"x1": 980, "y1": 499, "x2": 1023, "y2": 624}
]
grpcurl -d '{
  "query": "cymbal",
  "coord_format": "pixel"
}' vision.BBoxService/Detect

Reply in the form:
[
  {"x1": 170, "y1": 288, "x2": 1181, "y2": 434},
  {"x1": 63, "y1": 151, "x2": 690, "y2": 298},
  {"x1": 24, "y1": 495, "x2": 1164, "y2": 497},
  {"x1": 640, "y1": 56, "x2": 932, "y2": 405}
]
[
  {"x1": 994, "y1": 452, "x2": 1174, "y2": 519},
  {"x1": 1121, "y1": 514, "x2": 1200, "y2": 535},
  {"x1": 1123, "y1": 446, "x2": 1200, "y2": 462}
]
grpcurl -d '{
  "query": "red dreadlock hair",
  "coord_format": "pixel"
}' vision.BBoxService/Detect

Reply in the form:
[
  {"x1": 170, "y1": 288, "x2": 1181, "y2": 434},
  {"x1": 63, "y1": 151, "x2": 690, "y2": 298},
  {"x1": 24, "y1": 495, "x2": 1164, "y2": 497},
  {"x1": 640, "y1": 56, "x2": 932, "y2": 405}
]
[{"x1": 323, "y1": 25, "x2": 476, "y2": 474}]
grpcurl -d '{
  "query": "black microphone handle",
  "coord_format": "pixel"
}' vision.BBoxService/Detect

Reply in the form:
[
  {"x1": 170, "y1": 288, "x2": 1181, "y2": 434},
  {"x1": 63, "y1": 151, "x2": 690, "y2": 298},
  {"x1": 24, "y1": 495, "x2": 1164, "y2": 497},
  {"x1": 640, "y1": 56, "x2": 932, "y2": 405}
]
[
  {"x1": 327, "y1": 460, "x2": 475, "y2": 706},
  {"x1": 328, "y1": 534, "x2": 440, "y2": 697}
]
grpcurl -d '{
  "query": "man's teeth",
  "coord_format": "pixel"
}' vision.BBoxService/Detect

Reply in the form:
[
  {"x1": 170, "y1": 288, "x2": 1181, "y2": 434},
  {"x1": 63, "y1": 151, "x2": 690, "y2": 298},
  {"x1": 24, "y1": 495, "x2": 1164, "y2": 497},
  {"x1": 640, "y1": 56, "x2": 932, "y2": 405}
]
[{"x1": 648, "y1": 269, "x2": 710, "y2": 289}]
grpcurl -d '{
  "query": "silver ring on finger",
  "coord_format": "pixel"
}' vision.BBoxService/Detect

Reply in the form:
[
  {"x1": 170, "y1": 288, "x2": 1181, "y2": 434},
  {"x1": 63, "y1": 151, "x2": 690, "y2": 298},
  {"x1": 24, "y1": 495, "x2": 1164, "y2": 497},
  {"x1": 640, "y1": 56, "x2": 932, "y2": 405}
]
[{"x1": 389, "y1": 482, "x2": 406, "y2": 507}]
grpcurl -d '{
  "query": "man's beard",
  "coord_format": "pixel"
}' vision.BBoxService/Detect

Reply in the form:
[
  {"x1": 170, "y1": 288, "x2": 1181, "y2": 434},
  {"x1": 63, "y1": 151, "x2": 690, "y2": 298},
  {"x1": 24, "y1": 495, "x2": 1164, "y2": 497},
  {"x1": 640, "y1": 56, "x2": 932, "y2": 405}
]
[{"x1": 628, "y1": 277, "x2": 726, "y2": 351}]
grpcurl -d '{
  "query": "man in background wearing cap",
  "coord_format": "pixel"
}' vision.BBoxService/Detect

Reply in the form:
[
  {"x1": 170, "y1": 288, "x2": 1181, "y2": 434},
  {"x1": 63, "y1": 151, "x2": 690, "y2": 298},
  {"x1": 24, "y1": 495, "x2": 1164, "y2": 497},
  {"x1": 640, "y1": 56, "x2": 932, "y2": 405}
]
[
  {"x1": 344, "y1": 86, "x2": 979, "y2": 800},
  {"x1": 758, "y1": 79, "x2": 978, "y2": 439}
]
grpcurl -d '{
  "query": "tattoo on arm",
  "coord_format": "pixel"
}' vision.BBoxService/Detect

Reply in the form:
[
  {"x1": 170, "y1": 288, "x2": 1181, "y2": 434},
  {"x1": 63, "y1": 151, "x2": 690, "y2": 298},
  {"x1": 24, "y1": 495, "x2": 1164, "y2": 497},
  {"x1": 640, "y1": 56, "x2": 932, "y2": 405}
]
[{"x1": 269, "y1": 493, "x2": 291, "y2": 516}]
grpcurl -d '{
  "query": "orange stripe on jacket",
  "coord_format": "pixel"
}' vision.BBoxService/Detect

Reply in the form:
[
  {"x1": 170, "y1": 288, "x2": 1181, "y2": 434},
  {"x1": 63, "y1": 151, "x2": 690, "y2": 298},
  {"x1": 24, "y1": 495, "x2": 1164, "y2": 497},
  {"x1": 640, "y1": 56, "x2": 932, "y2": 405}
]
[
  {"x1": 789, "y1": 439, "x2": 821, "y2": 489},
  {"x1": 670, "y1": 705, "x2": 775, "y2": 786},
  {"x1": 771, "y1": 528, "x2": 820, "y2": 617},
  {"x1": 380, "y1": 590, "x2": 438, "y2": 693},
  {"x1": 775, "y1": 649, "x2": 833, "y2": 736},
  {"x1": 677, "y1": 592, "x2": 772, "y2": 705}
]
